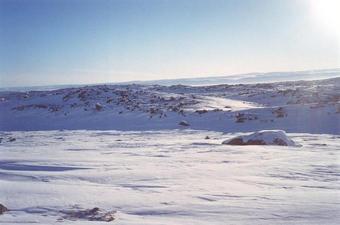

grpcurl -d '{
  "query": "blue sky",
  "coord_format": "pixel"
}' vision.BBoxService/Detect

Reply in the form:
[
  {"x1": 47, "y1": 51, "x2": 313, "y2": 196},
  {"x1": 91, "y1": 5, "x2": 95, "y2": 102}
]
[{"x1": 0, "y1": 0, "x2": 339, "y2": 87}]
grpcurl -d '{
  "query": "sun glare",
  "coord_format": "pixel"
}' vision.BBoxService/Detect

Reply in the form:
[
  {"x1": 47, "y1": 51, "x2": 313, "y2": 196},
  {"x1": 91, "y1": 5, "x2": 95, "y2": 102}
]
[{"x1": 309, "y1": 0, "x2": 340, "y2": 38}]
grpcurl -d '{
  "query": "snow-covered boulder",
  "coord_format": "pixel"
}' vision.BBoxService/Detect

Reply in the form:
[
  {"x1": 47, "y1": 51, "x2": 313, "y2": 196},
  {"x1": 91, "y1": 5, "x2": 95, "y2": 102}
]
[
  {"x1": 179, "y1": 120, "x2": 190, "y2": 126},
  {"x1": 222, "y1": 130, "x2": 297, "y2": 146},
  {"x1": 95, "y1": 103, "x2": 103, "y2": 111}
]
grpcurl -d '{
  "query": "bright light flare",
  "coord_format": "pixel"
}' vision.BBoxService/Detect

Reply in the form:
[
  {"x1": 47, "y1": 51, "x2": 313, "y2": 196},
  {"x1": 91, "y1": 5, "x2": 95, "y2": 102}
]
[{"x1": 309, "y1": 0, "x2": 340, "y2": 38}]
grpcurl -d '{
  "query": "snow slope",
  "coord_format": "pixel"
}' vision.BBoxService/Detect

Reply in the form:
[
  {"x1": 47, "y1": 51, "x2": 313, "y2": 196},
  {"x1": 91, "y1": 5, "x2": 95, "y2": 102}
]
[
  {"x1": 1, "y1": 130, "x2": 339, "y2": 224},
  {"x1": 0, "y1": 77, "x2": 339, "y2": 134}
]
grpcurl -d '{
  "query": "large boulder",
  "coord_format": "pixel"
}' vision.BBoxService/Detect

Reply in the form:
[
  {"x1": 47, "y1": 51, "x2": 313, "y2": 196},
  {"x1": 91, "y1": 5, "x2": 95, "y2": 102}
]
[
  {"x1": 222, "y1": 130, "x2": 297, "y2": 146},
  {"x1": 61, "y1": 207, "x2": 115, "y2": 222},
  {"x1": 0, "y1": 204, "x2": 8, "y2": 215}
]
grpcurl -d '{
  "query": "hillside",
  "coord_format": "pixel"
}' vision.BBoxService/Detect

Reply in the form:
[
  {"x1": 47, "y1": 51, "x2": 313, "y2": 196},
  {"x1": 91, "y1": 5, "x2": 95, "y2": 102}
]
[{"x1": 0, "y1": 77, "x2": 339, "y2": 134}]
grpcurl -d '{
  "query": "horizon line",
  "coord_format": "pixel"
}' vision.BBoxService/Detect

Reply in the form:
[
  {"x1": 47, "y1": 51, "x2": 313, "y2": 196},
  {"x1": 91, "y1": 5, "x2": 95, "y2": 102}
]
[{"x1": 1, "y1": 67, "x2": 340, "y2": 89}]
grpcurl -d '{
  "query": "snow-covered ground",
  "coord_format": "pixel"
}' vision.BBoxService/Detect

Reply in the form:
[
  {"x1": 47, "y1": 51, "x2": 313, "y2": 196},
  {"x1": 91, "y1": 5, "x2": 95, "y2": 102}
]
[
  {"x1": 0, "y1": 77, "x2": 339, "y2": 134},
  {"x1": 1, "y1": 130, "x2": 339, "y2": 224},
  {"x1": 0, "y1": 76, "x2": 339, "y2": 224}
]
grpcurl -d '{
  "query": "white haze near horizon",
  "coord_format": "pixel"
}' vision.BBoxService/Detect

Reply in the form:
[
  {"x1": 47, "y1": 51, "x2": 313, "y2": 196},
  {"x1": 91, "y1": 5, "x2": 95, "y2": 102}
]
[{"x1": 0, "y1": 68, "x2": 340, "y2": 92}]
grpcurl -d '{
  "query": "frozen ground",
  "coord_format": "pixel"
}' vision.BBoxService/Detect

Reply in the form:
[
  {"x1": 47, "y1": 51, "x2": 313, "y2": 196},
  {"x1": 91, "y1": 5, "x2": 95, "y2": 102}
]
[
  {"x1": 0, "y1": 76, "x2": 339, "y2": 224},
  {"x1": 0, "y1": 130, "x2": 339, "y2": 224},
  {"x1": 0, "y1": 77, "x2": 339, "y2": 134}
]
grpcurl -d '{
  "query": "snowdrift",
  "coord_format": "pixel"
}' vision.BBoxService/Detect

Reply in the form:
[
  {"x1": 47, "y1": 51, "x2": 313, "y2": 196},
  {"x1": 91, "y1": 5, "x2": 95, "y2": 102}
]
[{"x1": 222, "y1": 130, "x2": 297, "y2": 146}]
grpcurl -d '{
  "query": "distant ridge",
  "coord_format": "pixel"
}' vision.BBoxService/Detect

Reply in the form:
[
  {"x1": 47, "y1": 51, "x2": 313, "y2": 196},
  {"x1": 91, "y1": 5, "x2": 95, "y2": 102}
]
[{"x1": 1, "y1": 68, "x2": 340, "y2": 92}]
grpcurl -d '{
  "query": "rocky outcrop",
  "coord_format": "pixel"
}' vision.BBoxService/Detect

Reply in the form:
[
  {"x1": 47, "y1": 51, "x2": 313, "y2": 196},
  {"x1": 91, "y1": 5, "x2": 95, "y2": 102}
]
[
  {"x1": 95, "y1": 103, "x2": 103, "y2": 111},
  {"x1": 61, "y1": 207, "x2": 115, "y2": 222},
  {"x1": 179, "y1": 120, "x2": 190, "y2": 126},
  {"x1": 0, "y1": 204, "x2": 8, "y2": 215},
  {"x1": 222, "y1": 130, "x2": 297, "y2": 146}
]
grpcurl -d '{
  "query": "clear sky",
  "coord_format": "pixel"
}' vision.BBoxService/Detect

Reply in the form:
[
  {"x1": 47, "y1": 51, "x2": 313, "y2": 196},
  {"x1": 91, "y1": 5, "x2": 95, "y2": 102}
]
[{"x1": 0, "y1": 0, "x2": 339, "y2": 87}]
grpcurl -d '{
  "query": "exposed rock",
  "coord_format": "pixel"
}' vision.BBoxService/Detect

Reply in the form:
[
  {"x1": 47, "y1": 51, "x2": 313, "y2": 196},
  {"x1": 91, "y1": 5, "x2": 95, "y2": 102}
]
[
  {"x1": 12, "y1": 104, "x2": 48, "y2": 111},
  {"x1": 272, "y1": 107, "x2": 287, "y2": 118},
  {"x1": 222, "y1": 130, "x2": 297, "y2": 146},
  {"x1": 205, "y1": 136, "x2": 210, "y2": 139},
  {"x1": 0, "y1": 137, "x2": 16, "y2": 143},
  {"x1": 195, "y1": 109, "x2": 208, "y2": 114},
  {"x1": 95, "y1": 103, "x2": 103, "y2": 111},
  {"x1": 212, "y1": 108, "x2": 223, "y2": 112},
  {"x1": 8, "y1": 137, "x2": 16, "y2": 142},
  {"x1": 179, "y1": 120, "x2": 190, "y2": 126},
  {"x1": 61, "y1": 207, "x2": 115, "y2": 222},
  {"x1": 235, "y1": 113, "x2": 258, "y2": 123},
  {"x1": 0, "y1": 204, "x2": 8, "y2": 214}
]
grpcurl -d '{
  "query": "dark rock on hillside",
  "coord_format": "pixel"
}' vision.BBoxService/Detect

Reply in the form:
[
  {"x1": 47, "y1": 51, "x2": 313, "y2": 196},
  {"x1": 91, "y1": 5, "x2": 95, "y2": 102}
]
[
  {"x1": 179, "y1": 120, "x2": 190, "y2": 126},
  {"x1": 0, "y1": 204, "x2": 8, "y2": 215},
  {"x1": 61, "y1": 207, "x2": 115, "y2": 222},
  {"x1": 95, "y1": 103, "x2": 103, "y2": 111}
]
